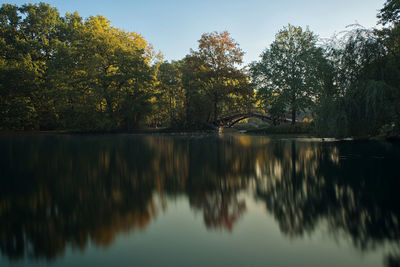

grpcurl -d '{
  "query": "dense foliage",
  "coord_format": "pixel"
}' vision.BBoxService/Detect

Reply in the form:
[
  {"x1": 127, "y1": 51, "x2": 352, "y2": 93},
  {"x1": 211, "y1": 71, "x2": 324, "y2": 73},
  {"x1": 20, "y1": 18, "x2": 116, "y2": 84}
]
[
  {"x1": 1, "y1": 1, "x2": 400, "y2": 137},
  {"x1": 182, "y1": 31, "x2": 253, "y2": 128},
  {"x1": 250, "y1": 25, "x2": 329, "y2": 125},
  {"x1": 249, "y1": 0, "x2": 400, "y2": 137},
  {"x1": 0, "y1": 3, "x2": 158, "y2": 131},
  {"x1": 313, "y1": 0, "x2": 400, "y2": 137},
  {"x1": 0, "y1": 3, "x2": 252, "y2": 131}
]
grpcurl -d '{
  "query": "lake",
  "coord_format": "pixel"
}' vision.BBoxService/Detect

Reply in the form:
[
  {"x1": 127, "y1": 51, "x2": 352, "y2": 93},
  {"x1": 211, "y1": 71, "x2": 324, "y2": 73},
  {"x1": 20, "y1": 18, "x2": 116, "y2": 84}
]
[{"x1": 0, "y1": 134, "x2": 399, "y2": 267}]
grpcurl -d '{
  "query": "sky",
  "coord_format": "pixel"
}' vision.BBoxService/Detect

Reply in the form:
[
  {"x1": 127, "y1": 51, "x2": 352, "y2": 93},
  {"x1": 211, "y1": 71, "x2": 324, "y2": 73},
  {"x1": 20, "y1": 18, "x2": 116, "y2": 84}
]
[{"x1": 3, "y1": 0, "x2": 386, "y2": 64}]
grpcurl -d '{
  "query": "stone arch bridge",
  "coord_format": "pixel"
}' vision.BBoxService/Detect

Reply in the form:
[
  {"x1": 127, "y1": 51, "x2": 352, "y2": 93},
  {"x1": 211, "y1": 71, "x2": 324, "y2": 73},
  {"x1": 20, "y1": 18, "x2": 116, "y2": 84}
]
[{"x1": 213, "y1": 111, "x2": 291, "y2": 128}]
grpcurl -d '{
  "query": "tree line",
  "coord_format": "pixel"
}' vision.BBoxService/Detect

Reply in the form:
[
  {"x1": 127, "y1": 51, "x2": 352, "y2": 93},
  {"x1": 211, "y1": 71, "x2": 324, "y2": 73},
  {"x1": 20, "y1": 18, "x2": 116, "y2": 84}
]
[{"x1": 1, "y1": 1, "x2": 399, "y2": 137}]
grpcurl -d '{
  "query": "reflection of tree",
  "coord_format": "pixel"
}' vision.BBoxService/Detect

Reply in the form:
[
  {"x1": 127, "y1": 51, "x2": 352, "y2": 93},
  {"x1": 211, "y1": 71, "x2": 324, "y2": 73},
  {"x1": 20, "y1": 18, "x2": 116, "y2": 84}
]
[
  {"x1": 385, "y1": 252, "x2": 400, "y2": 267},
  {"x1": 0, "y1": 136, "x2": 159, "y2": 260},
  {"x1": 1, "y1": 135, "x2": 399, "y2": 265},
  {"x1": 150, "y1": 135, "x2": 262, "y2": 231},
  {"x1": 255, "y1": 141, "x2": 334, "y2": 236},
  {"x1": 255, "y1": 140, "x2": 400, "y2": 266},
  {"x1": 0, "y1": 135, "x2": 259, "y2": 260},
  {"x1": 188, "y1": 187, "x2": 246, "y2": 231},
  {"x1": 183, "y1": 136, "x2": 265, "y2": 231}
]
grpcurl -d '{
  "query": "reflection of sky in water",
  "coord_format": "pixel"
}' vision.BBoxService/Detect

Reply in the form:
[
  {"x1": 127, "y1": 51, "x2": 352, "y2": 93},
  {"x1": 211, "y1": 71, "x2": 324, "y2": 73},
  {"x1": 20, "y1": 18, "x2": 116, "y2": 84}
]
[{"x1": 0, "y1": 135, "x2": 399, "y2": 267}]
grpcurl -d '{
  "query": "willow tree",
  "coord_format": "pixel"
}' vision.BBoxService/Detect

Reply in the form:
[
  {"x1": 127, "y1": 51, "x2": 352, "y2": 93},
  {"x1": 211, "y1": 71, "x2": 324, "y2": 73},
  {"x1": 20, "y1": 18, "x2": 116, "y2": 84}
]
[
  {"x1": 378, "y1": 0, "x2": 400, "y2": 25},
  {"x1": 314, "y1": 0, "x2": 400, "y2": 137},
  {"x1": 251, "y1": 25, "x2": 328, "y2": 124}
]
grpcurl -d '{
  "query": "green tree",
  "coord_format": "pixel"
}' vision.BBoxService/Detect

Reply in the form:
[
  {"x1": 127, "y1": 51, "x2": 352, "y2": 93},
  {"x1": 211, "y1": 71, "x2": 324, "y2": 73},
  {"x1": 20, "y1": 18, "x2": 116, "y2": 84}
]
[
  {"x1": 251, "y1": 25, "x2": 328, "y2": 124},
  {"x1": 315, "y1": 23, "x2": 400, "y2": 137},
  {"x1": 1, "y1": 3, "x2": 158, "y2": 132},
  {"x1": 184, "y1": 31, "x2": 253, "y2": 126},
  {"x1": 378, "y1": 0, "x2": 400, "y2": 25},
  {"x1": 48, "y1": 14, "x2": 157, "y2": 131},
  {"x1": 155, "y1": 60, "x2": 186, "y2": 127},
  {"x1": 313, "y1": 0, "x2": 400, "y2": 137},
  {"x1": 0, "y1": 3, "x2": 60, "y2": 130}
]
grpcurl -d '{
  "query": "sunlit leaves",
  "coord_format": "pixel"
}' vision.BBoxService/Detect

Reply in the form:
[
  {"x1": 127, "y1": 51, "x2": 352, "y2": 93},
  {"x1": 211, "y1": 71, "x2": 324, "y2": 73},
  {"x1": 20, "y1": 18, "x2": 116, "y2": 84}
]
[
  {"x1": 0, "y1": 3, "x2": 157, "y2": 131},
  {"x1": 184, "y1": 31, "x2": 253, "y2": 125}
]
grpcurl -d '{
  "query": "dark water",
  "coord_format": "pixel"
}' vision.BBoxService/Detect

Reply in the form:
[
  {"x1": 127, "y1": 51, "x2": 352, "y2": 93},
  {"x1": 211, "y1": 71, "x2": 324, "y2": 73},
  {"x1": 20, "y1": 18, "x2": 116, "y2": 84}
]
[{"x1": 0, "y1": 134, "x2": 399, "y2": 267}]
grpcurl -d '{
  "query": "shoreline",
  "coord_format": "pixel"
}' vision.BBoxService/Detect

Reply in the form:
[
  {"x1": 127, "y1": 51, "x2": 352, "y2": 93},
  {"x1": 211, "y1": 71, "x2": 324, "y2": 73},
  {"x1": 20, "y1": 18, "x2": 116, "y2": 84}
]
[{"x1": 0, "y1": 129, "x2": 398, "y2": 141}]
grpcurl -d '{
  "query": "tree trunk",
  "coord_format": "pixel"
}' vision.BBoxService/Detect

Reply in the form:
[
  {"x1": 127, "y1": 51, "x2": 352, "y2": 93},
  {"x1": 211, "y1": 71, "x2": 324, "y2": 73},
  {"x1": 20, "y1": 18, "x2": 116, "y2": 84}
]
[
  {"x1": 213, "y1": 92, "x2": 219, "y2": 122},
  {"x1": 291, "y1": 107, "x2": 296, "y2": 125},
  {"x1": 291, "y1": 91, "x2": 296, "y2": 125},
  {"x1": 214, "y1": 100, "x2": 218, "y2": 122}
]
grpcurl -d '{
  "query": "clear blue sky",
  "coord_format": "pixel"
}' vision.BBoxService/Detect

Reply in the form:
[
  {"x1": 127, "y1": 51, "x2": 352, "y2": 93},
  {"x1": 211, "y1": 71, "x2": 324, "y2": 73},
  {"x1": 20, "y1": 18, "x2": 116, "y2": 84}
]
[{"x1": 3, "y1": 0, "x2": 386, "y2": 64}]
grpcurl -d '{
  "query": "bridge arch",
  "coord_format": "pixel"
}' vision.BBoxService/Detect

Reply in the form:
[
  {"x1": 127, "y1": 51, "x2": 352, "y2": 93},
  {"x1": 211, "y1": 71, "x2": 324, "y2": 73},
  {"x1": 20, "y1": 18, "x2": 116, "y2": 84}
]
[
  {"x1": 215, "y1": 112, "x2": 278, "y2": 128},
  {"x1": 227, "y1": 114, "x2": 273, "y2": 127}
]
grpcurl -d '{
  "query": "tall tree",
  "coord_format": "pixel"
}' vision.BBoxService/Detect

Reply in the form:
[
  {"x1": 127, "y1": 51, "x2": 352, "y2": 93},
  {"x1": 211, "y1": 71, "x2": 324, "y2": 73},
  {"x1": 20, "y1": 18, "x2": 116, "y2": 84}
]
[
  {"x1": 46, "y1": 14, "x2": 157, "y2": 130},
  {"x1": 155, "y1": 60, "x2": 186, "y2": 127},
  {"x1": 314, "y1": 5, "x2": 400, "y2": 138},
  {"x1": 0, "y1": 3, "x2": 60, "y2": 129},
  {"x1": 185, "y1": 31, "x2": 253, "y2": 126},
  {"x1": 251, "y1": 25, "x2": 328, "y2": 124}
]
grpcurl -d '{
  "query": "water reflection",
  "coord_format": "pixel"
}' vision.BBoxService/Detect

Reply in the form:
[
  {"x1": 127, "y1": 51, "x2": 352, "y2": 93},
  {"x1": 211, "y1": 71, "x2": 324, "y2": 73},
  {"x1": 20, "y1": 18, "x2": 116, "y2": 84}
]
[
  {"x1": 0, "y1": 135, "x2": 399, "y2": 266},
  {"x1": 255, "y1": 140, "x2": 400, "y2": 266}
]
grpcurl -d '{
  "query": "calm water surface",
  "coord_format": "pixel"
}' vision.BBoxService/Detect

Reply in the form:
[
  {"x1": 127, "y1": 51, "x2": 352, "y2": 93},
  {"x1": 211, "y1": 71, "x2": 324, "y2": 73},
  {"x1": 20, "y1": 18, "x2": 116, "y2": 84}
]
[{"x1": 0, "y1": 134, "x2": 399, "y2": 267}]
